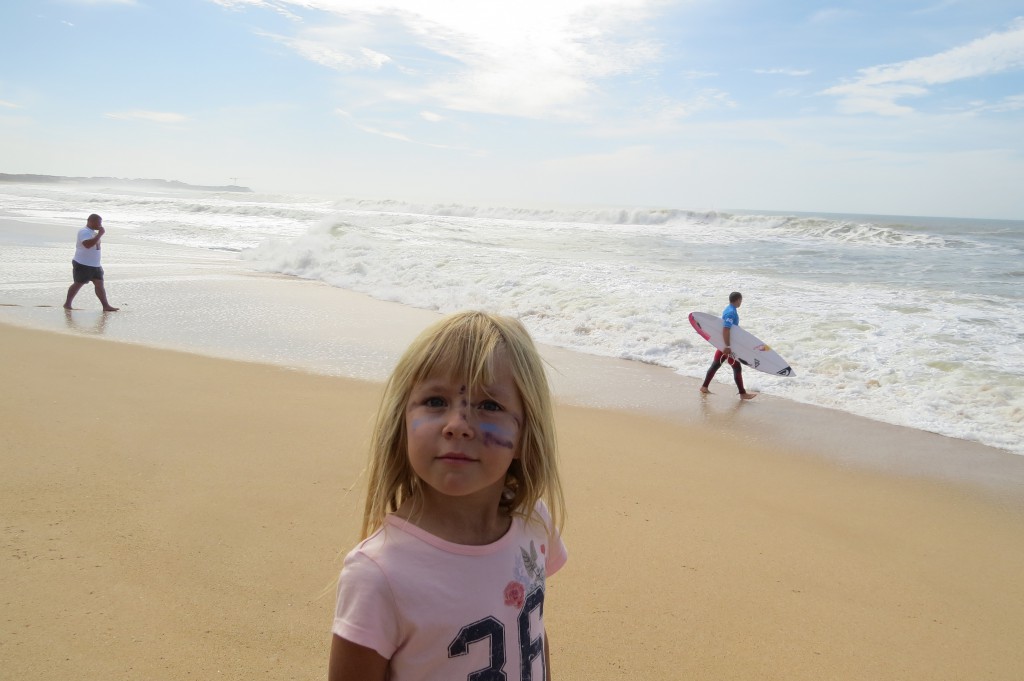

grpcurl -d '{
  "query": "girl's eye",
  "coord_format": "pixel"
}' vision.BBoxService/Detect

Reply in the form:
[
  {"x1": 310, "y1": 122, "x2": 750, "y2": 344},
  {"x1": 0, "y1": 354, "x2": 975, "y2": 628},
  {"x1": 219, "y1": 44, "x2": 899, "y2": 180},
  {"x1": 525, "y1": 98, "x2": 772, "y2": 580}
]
[
  {"x1": 424, "y1": 396, "x2": 447, "y2": 408},
  {"x1": 478, "y1": 399, "x2": 503, "y2": 412}
]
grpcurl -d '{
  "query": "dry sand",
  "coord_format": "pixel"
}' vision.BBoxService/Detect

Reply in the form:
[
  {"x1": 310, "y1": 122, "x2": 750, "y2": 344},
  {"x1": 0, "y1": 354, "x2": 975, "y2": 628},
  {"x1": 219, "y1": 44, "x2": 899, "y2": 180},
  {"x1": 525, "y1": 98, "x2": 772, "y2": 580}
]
[{"x1": 3, "y1": 322, "x2": 1024, "y2": 680}]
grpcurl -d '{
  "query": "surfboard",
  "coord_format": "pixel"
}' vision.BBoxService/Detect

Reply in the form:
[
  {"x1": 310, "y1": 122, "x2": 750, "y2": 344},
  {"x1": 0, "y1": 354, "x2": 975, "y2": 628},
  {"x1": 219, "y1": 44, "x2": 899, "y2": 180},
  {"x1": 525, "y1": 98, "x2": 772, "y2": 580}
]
[{"x1": 689, "y1": 311, "x2": 795, "y2": 377}]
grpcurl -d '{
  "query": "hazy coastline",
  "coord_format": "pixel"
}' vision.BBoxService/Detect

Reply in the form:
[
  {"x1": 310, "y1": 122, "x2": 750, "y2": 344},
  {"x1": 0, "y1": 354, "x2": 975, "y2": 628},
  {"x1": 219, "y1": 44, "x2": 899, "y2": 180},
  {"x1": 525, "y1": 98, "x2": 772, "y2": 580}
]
[{"x1": 0, "y1": 172, "x2": 252, "y2": 193}]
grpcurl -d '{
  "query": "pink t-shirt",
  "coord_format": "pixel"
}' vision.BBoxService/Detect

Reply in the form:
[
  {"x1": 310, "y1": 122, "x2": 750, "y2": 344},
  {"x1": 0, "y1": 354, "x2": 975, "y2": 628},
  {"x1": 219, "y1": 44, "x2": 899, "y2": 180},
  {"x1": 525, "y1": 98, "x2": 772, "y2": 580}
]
[{"x1": 332, "y1": 501, "x2": 567, "y2": 681}]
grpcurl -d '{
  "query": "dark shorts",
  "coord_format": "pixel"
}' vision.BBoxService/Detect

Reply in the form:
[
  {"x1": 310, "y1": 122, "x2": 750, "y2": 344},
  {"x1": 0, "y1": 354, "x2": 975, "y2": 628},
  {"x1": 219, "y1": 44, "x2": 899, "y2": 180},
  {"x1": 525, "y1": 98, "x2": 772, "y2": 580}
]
[{"x1": 72, "y1": 260, "x2": 104, "y2": 283}]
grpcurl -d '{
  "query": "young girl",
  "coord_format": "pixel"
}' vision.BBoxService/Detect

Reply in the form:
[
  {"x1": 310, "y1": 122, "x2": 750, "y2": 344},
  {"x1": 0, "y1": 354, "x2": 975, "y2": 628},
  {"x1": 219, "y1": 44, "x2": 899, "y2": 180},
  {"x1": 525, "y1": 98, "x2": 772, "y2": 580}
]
[{"x1": 329, "y1": 311, "x2": 567, "y2": 681}]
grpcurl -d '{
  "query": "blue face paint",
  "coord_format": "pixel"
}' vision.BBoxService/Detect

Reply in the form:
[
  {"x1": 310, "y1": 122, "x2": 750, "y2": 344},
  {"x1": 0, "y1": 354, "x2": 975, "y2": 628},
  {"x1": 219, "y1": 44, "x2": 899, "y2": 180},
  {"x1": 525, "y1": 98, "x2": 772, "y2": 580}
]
[{"x1": 479, "y1": 422, "x2": 515, "y2": 450}]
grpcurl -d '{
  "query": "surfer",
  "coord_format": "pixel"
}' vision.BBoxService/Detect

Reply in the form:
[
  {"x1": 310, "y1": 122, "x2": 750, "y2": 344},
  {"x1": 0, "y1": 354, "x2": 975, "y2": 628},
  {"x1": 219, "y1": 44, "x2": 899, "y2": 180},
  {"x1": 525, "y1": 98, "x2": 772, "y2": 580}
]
[
  {"x1": 699, "y1": 292, "x2": 756, "y2": 399},
  {"x1": 64, "y1": 214, "x2": 119, "y2": 311}
]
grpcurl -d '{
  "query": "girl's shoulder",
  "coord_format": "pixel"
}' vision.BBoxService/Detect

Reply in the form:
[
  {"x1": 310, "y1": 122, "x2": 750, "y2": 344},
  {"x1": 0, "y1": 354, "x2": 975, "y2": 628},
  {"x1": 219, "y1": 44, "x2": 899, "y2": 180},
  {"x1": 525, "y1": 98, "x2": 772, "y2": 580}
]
[
  {"x1": 522, "y1": 496, "x2": 565, "y2": 539},
  {"x1": 523, "y1": 499, "x2": 553, "y2": 530},
  {"x1": 522, "y1": 500, "x2": 568, "y2": 577}
]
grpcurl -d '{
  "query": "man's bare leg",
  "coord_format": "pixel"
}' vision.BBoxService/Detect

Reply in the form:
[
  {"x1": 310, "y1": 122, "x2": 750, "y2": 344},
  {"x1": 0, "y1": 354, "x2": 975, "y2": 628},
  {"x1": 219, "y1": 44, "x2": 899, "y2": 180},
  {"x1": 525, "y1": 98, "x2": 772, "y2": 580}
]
[
  {"x1": 92, "y1": 280, "x2": 119, "y2": 312},
  {"x1": 64, "y1": 282, "x2": 86, "y2": 309}
]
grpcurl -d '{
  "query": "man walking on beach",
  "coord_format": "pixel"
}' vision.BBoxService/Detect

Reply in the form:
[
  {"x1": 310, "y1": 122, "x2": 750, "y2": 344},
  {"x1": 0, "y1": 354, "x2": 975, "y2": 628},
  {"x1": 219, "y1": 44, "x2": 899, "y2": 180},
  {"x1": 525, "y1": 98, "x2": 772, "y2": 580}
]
[
  {"x1": 700, "y1": 292, "x2": 755, "y2": 399},
  {"x1": 64, "y1": 214, "x2": 118, "y2": 311}
]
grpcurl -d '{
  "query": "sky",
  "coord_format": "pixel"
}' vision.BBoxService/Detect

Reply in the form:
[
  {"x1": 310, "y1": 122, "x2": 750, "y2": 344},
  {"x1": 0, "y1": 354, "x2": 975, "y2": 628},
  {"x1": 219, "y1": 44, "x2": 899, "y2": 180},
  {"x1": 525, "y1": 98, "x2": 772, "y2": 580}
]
[{"x1": 1, "y1": 0, "x2": 1022, "y2": 219}]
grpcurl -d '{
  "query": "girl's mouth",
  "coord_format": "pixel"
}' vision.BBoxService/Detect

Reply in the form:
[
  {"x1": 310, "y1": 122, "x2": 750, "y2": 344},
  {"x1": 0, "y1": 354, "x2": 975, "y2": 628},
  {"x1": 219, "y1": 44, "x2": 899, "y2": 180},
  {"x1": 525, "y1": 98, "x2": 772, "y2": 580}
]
[{"x1": 439, "y1": 453, "x2": 475, "y2": 462}]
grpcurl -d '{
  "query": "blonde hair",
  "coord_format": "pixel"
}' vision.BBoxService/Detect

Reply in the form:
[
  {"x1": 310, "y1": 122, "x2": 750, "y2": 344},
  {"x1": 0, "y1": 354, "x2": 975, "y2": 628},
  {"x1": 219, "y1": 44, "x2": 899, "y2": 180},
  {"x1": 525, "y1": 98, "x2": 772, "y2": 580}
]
[{"x1": 361, "y1": 311, "x2": 564, "y2": 539}]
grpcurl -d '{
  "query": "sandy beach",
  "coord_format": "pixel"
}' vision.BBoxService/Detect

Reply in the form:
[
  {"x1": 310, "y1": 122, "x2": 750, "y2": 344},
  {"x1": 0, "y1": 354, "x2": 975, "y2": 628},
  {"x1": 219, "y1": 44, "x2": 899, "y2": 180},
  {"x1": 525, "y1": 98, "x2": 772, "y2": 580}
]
[
  {"x1": 3, "y1": 212, "x2": 1024, "y2": 680},
  {"x1": 3, "y1": 320, "x2": 1024, "y2": 680}
]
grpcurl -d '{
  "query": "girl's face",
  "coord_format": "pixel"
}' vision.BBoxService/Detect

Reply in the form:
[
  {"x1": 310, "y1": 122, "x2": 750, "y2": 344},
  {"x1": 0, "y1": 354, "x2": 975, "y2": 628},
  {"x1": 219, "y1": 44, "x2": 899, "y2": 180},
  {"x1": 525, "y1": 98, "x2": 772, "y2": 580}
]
[{"x1": 405, "y1": 355, "x2": 523, "y2": 505}]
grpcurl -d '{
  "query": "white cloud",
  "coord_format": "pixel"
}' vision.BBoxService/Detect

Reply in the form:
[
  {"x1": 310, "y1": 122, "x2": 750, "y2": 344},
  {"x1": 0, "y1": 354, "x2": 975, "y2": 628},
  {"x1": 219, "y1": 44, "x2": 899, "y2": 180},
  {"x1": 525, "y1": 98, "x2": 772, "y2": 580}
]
[
  {"x1": 656, "y1": 89, "x2": 735, "y2": 119},
  {"x1": 824, "y1": 18, "x2": 1024, "y2": 115},
  {"x1": 420, "y1": 111, "x2": 443, "y2": 122},
  {"x1": 259, "y1": 30, "x2": 392, "y2": 71},
  {"x1": 215, "y1": 0, "x2": 667, "y2": 119},
  {"x1": 774, "y1": 87, "x2": 803, "y2": 98},
  {"x1": 966, "y1": 93, "x2": 1024, "y2": 114},
  {"x1": 680, "y1": 69, "x2": 717, "y2": 79},
  {"x1": 214, "y1": 0, "x2": 302, "y2": 20},
  {"x1": 334, "y1": 108, "x2": 474, "y2": 152},
  {"x1": 0, "y1": 100, "x2": 22, "y2": 109},
  {"x1": 104, "y1": 110, "x2": 188, "y2": 124}
]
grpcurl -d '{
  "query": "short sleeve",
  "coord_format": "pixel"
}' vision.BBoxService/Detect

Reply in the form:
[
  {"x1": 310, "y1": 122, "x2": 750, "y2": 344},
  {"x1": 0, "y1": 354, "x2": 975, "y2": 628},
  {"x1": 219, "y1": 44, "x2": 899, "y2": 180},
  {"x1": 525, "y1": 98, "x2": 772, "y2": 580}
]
[
  {"x1": 332, "y1": 551, "x2": 401, "y2": 659},
  {"x1": 722, "y1": 306, "x2": 739, "y2": 328},
  {"x1": 545, "y1": 528, "x2": 568, "y2": 577},
  {"x1": 533, "y1": 501, "x2": 568, "y2": 577}
]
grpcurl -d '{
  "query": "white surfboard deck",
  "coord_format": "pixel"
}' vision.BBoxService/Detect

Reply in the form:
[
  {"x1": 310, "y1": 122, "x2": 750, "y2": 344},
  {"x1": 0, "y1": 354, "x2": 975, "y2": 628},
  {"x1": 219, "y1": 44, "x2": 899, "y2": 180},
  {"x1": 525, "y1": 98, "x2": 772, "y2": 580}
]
[{"x1": 689, "y1": 311, "x2": 795, "y2": 377}]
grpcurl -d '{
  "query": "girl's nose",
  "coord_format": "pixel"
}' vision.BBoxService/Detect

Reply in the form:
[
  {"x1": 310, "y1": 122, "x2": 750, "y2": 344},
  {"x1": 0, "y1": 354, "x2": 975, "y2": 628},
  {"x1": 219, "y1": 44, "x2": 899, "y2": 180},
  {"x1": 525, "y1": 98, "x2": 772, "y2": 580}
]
[{"x1": 443, "y1": 409, "x2": 473, "y2": 438}]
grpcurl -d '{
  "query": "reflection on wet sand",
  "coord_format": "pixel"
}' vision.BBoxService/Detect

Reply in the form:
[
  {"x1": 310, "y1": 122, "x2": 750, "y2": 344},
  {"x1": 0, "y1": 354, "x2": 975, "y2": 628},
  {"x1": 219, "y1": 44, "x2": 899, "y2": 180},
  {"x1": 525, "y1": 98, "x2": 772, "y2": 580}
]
[
  {"x1": 698, "y1": 390, "x2": 747, "y2": 426},
  {"x1": 64, "y1": 308, "x2": 111, "y2": 336}
]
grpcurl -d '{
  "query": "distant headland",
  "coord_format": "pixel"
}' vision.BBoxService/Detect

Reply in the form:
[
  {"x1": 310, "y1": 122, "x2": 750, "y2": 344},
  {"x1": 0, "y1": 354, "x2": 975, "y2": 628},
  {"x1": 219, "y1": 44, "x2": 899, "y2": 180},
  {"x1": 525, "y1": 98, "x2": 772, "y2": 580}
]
[{"x1": 0, "y1": 173, "x2": 252, "y2": 193}]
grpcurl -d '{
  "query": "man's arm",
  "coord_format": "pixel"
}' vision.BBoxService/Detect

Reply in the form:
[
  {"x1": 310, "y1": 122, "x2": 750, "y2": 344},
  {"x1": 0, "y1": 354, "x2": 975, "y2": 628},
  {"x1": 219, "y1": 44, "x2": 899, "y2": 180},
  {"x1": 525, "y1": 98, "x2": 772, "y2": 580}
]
[
  {"x1": 722, "y1": 326, "x2": 732, "y2": 357},
  {"x1": 82, "y1": 227, "x2": 105, "y2": 249}
]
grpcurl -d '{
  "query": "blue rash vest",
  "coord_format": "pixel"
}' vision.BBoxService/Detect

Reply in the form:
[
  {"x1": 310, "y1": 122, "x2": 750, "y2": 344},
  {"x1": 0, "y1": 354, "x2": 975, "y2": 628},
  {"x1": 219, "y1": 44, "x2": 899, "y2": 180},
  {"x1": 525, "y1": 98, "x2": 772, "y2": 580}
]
[{"x1": 722, "y1": 304, "x2": 739, "y2": 329}]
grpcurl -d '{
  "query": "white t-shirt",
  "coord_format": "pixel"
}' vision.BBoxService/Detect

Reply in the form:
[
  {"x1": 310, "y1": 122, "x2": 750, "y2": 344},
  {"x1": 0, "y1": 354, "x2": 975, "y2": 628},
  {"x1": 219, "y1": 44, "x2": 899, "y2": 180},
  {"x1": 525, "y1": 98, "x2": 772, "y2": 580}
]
[
  {"x1": 332, "y1": 502, "x2": 567, "y2": 681},
  {"x1": 74, "y1": 226, "x2": 102, "y2": 266}
]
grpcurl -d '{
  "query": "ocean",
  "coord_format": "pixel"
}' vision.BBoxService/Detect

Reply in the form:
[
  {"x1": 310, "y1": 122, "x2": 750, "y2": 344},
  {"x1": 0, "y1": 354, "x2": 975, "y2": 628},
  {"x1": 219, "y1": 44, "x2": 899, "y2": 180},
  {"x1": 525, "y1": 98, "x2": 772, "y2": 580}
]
[{"x1": 1, "y1": 182, "x2": 1021, "y2": 455}]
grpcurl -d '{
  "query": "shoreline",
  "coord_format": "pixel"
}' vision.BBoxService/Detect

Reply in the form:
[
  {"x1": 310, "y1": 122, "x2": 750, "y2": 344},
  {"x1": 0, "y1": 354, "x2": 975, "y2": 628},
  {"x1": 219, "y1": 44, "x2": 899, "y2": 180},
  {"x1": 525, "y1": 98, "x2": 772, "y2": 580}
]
[
  {"x1": 2, "y1": 213, "x2": 1021, "y2": 480},
  {"x1": 3, "y1": 322, "x2": 1024, "y2": 680},
  {"x1": 2, "y1": 292, "x2": 1022, "y2": 502}
]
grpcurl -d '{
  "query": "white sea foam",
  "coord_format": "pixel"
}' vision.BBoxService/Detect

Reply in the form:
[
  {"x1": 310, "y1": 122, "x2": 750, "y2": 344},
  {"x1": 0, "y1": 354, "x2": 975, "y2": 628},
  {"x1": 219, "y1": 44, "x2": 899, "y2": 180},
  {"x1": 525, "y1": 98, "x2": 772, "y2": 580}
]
[{"x1": 2, "y1": 183, "x2": 1022, "y2": 454}]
